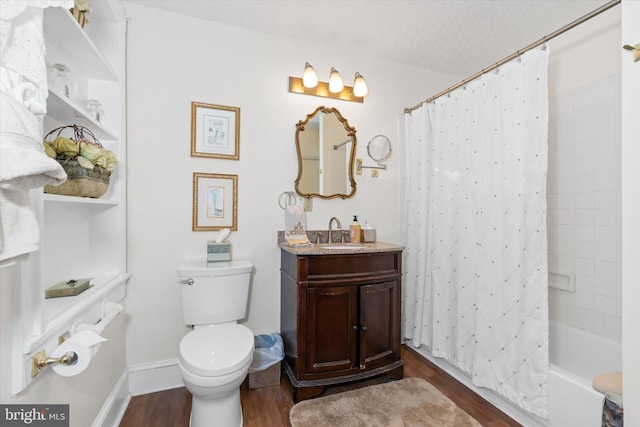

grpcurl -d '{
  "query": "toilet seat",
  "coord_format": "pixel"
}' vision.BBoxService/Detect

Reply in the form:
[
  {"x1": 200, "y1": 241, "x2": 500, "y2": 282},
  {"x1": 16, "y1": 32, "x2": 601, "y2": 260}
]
[{"x1": 180, "y1": 324, "x2": 254, "y2": 377}]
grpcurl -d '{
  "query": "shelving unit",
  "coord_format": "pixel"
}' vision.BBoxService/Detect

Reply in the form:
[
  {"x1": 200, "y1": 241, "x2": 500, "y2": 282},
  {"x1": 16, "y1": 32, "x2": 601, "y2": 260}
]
[{"x1": 11, "y1": 1, "x2": 128, "y2": 394}]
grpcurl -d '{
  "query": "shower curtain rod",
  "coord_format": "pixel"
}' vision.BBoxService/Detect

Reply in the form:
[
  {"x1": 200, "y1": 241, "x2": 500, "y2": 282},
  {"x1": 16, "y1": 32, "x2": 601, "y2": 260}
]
[{"x1": 404, "y1": 0, "x2": 621, "y2": 114}]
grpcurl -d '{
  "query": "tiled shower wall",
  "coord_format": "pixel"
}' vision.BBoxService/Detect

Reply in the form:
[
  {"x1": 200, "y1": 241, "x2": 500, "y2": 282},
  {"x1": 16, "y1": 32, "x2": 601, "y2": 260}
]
[{"x1": 547, "y1": 74, "x2": 621, "y2": 342}]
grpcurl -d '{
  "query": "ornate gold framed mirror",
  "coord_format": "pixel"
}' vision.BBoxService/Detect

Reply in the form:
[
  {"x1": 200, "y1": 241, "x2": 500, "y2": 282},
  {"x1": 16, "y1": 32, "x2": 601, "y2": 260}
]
[{"x1": 294, "y1": 106, "x2": 357, "y2": 199}]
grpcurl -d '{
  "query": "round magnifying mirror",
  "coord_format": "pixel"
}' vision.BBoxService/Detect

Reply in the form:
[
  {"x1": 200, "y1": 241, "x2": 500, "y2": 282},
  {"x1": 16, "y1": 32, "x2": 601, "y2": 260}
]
[{"x1": 367, "y1": 135, "x2": 391, "y2": 163}]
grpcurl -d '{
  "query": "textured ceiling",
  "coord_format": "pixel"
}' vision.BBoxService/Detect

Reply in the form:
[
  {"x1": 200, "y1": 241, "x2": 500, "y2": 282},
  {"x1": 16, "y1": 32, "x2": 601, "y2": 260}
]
[{"x1": 124, "y1": 0, "x2": 612, "y2": 77}]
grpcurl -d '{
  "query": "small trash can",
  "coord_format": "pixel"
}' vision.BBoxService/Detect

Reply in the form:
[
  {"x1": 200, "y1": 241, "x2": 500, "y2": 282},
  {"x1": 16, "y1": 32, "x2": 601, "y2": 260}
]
[{"x1": 248, "y1": 333, "x2": 284, "y2": 389}]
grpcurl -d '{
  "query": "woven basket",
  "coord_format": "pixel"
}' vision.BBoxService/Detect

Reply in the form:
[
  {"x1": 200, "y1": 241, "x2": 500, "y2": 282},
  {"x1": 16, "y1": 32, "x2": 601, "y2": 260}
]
[
  {"x1": 248, "y1": 362, "x2": 281, "y2": 389},
  {"x1": 44, "y1": 159, "x2": 109, "y2": 198},
  {"x1": 43, "y1": 125, "x2": 112, "y2": 198}
]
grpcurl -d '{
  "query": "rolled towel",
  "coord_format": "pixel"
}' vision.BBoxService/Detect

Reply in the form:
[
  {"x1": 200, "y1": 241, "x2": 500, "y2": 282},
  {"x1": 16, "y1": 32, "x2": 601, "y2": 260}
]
[{"x1": 592, "y1": 372, "x2": 622, "y2": 396}]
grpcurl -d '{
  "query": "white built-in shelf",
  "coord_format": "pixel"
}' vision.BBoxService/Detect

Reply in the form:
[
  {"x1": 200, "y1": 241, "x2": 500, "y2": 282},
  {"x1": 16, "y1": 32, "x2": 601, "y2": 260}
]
[
  {"x1": 43, "y1": 193, "x2": 119, "y2": 206},
  {"x1": 46, "y1": 91, "x2": 118, "y2": 140},
  {"x1": 43, "y1": 7, "x2": 118, "y2": 81}
]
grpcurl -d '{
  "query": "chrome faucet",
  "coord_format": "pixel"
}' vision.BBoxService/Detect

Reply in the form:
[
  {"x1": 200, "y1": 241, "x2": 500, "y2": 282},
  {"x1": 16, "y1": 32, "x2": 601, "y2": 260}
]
[{"x1": 328, "y1": 216, "x2": 342, "y2": 243}]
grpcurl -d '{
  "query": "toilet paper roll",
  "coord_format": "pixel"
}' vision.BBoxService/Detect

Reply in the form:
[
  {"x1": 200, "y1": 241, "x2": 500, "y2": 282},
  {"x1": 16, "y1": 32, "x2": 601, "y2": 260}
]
[{"x1": 50, "y1": 330, "x2": 108, "y2": 377}]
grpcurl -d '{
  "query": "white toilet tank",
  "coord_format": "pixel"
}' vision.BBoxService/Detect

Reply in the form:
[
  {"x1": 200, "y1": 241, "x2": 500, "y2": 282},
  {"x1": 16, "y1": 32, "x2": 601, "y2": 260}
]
[{"x1": 178, "y1": 260, "x2": 253, "y2": 326}]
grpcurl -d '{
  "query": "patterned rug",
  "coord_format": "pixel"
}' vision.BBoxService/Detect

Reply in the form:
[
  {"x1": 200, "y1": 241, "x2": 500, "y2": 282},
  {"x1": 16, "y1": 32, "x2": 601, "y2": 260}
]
[{"x1": 289, "y1": 377, "x2": 482, "y2": 427}]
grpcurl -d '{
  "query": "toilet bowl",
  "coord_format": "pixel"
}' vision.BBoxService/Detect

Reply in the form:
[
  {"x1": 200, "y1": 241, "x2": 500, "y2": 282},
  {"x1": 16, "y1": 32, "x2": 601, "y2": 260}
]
[
  {"x1": 179, "y1": 323, "x2": 254, "y2": 427},
  {"x1": 177, "y1": 259, "x2": 255, "y2": 427}
]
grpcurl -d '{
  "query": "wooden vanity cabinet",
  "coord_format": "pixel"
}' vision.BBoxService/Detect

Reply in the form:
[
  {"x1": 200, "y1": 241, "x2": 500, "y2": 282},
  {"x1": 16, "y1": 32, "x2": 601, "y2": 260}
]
[{"x1": 280, "y1": 248, "x2": 404, "y2": 402}]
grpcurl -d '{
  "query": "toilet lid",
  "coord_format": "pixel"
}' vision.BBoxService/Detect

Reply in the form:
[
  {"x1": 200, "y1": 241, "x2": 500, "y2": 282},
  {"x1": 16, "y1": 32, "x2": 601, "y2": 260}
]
[{"x1": 179, "y1": 324, "x2": 254, "y2": 377}]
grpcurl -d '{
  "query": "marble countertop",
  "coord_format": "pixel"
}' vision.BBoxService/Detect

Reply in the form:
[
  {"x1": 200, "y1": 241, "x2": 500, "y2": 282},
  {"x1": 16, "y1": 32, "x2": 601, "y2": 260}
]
[{"x1": 279, "y1": 241, "x2": 404, "y2": 255}]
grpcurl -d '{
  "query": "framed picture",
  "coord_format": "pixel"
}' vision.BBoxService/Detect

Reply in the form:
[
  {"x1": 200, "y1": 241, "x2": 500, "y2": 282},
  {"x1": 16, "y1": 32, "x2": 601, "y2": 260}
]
[
  {"x1": 191, "y1": 102, "x2": 240, "y2": 160},
  {"x1": 192, "y1": 173, "x2": 238, "y2": 231}
]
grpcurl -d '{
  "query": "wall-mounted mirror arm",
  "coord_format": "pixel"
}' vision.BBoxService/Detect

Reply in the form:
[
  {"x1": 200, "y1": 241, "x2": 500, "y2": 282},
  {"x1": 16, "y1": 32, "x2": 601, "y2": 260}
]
[
  {"x1": 356, "y1": 159, "x2": 387, "y2": 174},
  {"x1": 333, "y1": 139, "x2": 352, "y2": 150}
]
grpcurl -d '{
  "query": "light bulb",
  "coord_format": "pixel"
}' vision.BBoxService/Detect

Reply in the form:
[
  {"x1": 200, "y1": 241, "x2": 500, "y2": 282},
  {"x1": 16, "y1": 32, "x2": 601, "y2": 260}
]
[
  {"x1": 329, "y1": 67, "x2": 344, "y2": 93},
  {"x1": 353, "y1": 72, "x2": 368, "y2": 97},
  {"x1": 302, "y1": 62, "x2": 318, "y2": 88}
]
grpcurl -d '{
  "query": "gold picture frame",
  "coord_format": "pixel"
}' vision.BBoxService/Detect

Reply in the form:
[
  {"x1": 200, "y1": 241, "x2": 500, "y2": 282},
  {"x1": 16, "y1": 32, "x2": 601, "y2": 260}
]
[
  {"x1": 190, "y1": 102, "x2": 240, "y2": 160},
  {"x1": 192, "y1": 172, "x2": 238, "y2": 231}
]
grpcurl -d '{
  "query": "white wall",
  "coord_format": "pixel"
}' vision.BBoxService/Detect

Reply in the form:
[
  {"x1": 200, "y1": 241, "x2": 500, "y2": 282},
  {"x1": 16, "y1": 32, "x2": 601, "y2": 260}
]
[
  {"x1": 123, "y1": 2, "x2": 459, "y2": 366},
  {"x1": 546, "y1": 6, "x2": 622, "y2": 340}
]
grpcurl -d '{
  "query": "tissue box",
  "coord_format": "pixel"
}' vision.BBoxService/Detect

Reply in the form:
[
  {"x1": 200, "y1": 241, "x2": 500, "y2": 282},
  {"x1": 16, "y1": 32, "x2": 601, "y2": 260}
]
[{"x1": 207, "y1": 241, "x2": 231, "y2": 262}]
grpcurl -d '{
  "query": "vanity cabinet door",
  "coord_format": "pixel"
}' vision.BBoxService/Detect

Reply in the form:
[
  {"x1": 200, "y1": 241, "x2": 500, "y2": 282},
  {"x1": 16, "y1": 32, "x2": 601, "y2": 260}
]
[
  {"x1": 304, "y1": 285, "x2": 359, "y2": 376},
  {"x1": 359, "y1": 280, "x2": 400, "y2": 370}
]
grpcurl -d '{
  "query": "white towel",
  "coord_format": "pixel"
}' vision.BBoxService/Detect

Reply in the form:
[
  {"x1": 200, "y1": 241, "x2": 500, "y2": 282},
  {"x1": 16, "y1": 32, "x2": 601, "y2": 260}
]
[
  {"x1": 285, "y1": 205, "x2": 311, "y2": 247},
  {"x1": 0, "y1": 91, "x2": 66, "y2": 265}
]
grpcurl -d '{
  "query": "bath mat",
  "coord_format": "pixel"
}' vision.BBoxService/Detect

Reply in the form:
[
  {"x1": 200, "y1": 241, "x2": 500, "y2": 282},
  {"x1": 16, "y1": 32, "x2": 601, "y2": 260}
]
[{"x1": 289, "y1": 377, "x2": 481, "y2": 427}]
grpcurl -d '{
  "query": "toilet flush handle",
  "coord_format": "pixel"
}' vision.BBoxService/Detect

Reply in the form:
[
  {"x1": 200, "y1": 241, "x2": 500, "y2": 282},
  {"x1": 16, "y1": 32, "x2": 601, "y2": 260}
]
[{"x1": 178, "y1": 278, "x2": 194, "y2": 286}]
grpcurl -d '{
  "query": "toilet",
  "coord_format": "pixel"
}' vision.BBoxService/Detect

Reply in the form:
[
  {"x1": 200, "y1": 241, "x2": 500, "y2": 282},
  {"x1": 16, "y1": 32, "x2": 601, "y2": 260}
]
[{"x1": 177, "y1": 259, "x2": 254, "y2": 427}]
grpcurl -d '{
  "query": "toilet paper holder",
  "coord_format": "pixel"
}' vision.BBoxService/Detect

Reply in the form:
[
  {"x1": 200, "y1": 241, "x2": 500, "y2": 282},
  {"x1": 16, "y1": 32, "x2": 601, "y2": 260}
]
[{"x1": 31, "y1": 350, "x2": 77, "y2": 378}]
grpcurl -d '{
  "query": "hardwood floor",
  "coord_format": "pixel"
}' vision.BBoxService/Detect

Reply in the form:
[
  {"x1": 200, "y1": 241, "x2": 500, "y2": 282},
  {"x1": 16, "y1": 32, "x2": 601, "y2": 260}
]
[{"x1": 119, "y1": 345, "x2": 522, "y2": 427}]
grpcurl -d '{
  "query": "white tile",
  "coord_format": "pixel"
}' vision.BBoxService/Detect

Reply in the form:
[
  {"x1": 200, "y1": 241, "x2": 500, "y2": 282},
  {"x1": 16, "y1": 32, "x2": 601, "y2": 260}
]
[
  {"x1": 593, "y1": 226, "x2": 617, "y2": 245},
  {"x1": 595, "y1": 295, "x2": 616, "y2": 316},
  {"x1": 594, "y1": 260, "x2": 617, "y2": 280},
  {"x1": 594, "y1": 277, "x2": 618, "y2": 298},
  {"x1": 593, "y1": 173, "x2": 617, "y2": 191},
  {"x1": 594, "y1": 191, "x2": 616, "y2": 209},
  {"x1": 551, "y1": 145, "x2": 574, "y2": 164},
  {"x1": 555, "y1": 162, "x2": 575, "y2": 178},
  {"x1": 594, "y1": 243, "x2": 618, "y2": 263},
  {"x1": 575, "y1": 258, "x2": 594, "y2": 276},
  {"x1": 574, "y1": 192, "x2": 594, "y2": 209},
  {"x1": 573, "y1": 112, "x2": 595, "y2": 143},
  {"x1": 572, "y1": 141, "x2": 594, "y2": 161},
  {"x1": 554, "y1": 240, "x2": 574, "y2": 257},
  {"x1": 603, "y1": 315, "x2": 622, "y2": 342},
  {"x1": 574, "y1": 242, "x2": 594, "y2": 260},
  {"x1": 594, "y1": 209, "x2": 616, "y2": 227},
  {"x1": 554, "y1": 225, "x2": 575, "y2": 241},
  {"x1": 558, "y1": 304, "x2": 604, "y2": 336},
  {"x1": 593, "y1": 137, "x2": 615, "y2": 158},
  {"x1": 574, "y1": 225, "x2": 593, "y2": 242},
  {"x1": 574, "y1": 209, "x2": 594, "y2": 226},
  {"x1": 574, "y1": 158, "x2": 594, "y2": 176},
  {"x1": 554, "y1": 288, "x2": 594, "y2": 310},
  {"x1": 556, "y1": 208, "x2": 574, "y2": 225},
  {"x1": 574, "y1": 175, "x2": 594, "y2": 193},
  {"x1": 555, "y1": 255, "x2": 575, "y2": 272},
  {"x1": 594, "y1": 156, "x2": 616, "y2": 175},
  {"x1": 555, "y1": 193, "x2": 574, "y2": 209},
  {"x1": 575, "y1": 274, "x2": 594, "y2": 293},
  {"x1": 555, "y1": 176, "x2": 574, "y2": 194}
]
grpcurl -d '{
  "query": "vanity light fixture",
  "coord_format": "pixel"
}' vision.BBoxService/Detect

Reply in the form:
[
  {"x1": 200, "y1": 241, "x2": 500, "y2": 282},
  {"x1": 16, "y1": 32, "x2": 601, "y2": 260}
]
[
  {"x1": 289, "y1": 62, "x2": 368, "y2": 103},
  {"x1": 302, "y1": 62, "x2": 318, "y2": 88},
  {"x1": 353, "y1": 72, "x2": 368, "y2": 97},
  {"x1": 329, "y1": 67, "x2": 344, "y2": 93}
]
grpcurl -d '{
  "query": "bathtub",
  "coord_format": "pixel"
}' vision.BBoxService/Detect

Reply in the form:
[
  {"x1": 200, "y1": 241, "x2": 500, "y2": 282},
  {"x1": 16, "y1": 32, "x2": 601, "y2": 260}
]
[
  {"x1": 547, "y1": 321, "x2": 621, "y2": 427},
  {"x1": 408, "y1": 321, "x2": 621, "y2": 426}
]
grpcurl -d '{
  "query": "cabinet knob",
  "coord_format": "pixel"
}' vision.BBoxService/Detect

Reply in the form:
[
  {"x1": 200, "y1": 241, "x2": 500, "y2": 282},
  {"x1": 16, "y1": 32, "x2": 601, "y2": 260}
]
[
  {"x1": 361, "y1": 325, "x2": 367, "y2": 331},
  {"x1": 178, "y1": 278, "x2": 194, "y2": 286},
  {"x1": 352, "y1": 325, "x2": 358, "y2": 330}
]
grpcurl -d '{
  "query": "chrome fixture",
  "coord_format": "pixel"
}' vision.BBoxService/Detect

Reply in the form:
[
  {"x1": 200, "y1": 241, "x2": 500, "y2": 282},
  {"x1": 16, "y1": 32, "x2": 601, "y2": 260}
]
[{"x1": 328, "y1": 216, "x2": 343, "y2": 243}]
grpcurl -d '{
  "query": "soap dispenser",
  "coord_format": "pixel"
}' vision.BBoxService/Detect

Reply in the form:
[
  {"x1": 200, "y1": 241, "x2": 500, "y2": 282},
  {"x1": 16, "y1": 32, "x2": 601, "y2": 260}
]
[{"x1": 350, "y1": 215, "x2": 362, "y2": 243}]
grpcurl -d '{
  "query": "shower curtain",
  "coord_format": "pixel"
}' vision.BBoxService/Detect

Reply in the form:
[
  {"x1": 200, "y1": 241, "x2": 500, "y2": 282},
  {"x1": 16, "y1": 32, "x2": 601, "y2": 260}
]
[{"x1": 401, "y1": 47, "x2": 549, "y2": 417}]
